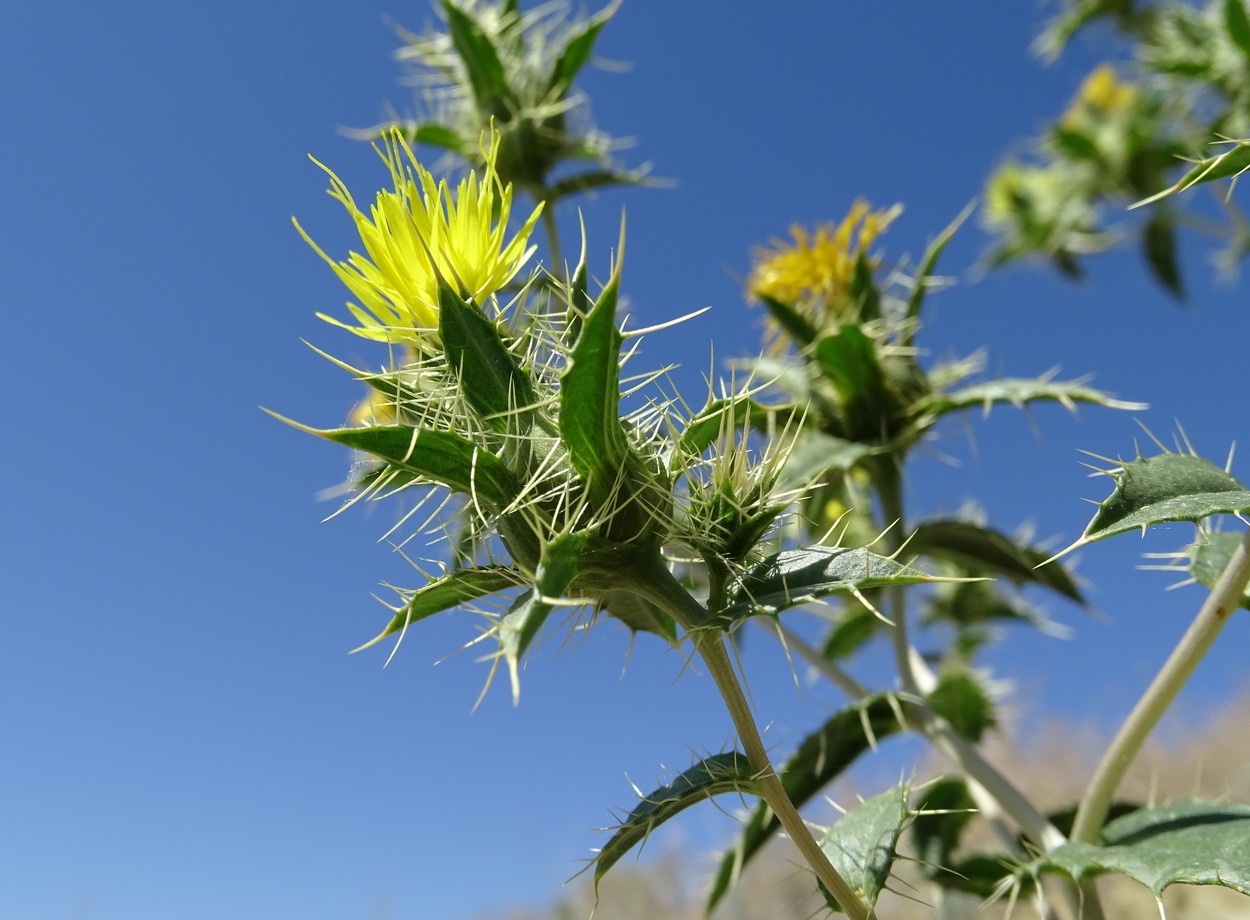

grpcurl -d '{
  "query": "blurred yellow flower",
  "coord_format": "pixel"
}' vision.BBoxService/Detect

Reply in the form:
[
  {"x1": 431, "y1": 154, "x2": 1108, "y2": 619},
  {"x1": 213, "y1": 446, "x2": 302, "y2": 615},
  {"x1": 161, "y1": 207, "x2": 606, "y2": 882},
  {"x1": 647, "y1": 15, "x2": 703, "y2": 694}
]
[
  {"x1": 1063, "y1": 64, "x2": 1136, "y2": 125},
  {"x1": 295, "y1": 127, "x2": 544, "y2": 345},
  {"x1": 748, "y1": 200, "x2": 902, "y2": 310}
]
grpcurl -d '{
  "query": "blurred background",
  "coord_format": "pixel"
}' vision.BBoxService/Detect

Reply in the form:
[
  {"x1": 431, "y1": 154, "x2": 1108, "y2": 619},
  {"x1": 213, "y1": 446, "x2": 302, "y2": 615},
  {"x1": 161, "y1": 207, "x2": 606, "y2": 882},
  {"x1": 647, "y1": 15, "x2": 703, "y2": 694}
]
[{"x1": 2, "y1": 2, "x2": 1248, "y2": 918}]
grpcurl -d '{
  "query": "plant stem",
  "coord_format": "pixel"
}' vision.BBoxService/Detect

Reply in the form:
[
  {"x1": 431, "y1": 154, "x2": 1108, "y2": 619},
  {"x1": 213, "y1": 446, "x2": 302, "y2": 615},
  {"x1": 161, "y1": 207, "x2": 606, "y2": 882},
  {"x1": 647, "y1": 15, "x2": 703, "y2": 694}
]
[
  {"x1": 635, "y1": 563, "x2": 873, "y2": 920},
  {"x1": 541, "y1": 203, "x2": 563, "y2": 273},
  {"x1": 1070, "y1": 525, "x2": 1250, "y2": 844},
  {"x1": 873, "y1": 460, "x2": 923, "y2": 698}
]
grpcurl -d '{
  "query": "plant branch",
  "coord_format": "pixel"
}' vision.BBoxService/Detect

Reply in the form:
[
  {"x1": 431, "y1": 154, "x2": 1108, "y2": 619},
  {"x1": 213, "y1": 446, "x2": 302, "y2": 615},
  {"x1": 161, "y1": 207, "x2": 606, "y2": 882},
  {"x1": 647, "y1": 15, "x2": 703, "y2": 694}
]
[
  {"x1": 634, "y1": 562, "x2": 873, "y2": 920},
  {"x1": 1070, "y1": 525, "x2": 1250, "y2": 844}
]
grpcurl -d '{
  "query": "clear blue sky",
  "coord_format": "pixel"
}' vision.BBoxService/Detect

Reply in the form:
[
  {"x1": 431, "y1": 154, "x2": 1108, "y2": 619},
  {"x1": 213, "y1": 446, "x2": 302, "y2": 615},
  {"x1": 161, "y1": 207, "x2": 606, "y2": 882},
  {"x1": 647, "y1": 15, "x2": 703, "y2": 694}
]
[{"x1": 3, "y1": 2, "x2": 1248, "y2": 919}]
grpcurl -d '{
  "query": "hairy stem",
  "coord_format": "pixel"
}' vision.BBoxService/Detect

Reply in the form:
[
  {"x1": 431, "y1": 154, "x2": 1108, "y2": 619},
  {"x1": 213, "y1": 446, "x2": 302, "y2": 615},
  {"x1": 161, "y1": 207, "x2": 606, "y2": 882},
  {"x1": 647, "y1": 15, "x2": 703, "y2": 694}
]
[
  {"x1": 635, "y1": 562, "x2": 872, "y2": 920},
  {"x1": 1070, "y1": 526, "x2": 1250, "y2": 844}
]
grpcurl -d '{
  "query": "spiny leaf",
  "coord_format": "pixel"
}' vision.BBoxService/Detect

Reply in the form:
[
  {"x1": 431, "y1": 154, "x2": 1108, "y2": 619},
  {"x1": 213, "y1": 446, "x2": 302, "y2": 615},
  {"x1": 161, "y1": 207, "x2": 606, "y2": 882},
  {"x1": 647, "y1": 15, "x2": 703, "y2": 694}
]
[
  {"x1": 910, "y1": 778, "x2": 978, "y2": 878},
  {"x1": 498, "y1": 589, "x2": 552, "y2": 704},
  {"x1": 441, "y1": 0, "x2": 513, "y2": 119},
  {"x1": 676, "y1": 396, "x2": 774, "y2": 462},
  {"x1": 818, "y1": 784, "x2": 909, "y2": 912},
  {"x1": 1132, "y1": 141, "x2": 1250, "y2": 208},
  {"x1": 923, "y1": 376, "x2": 1145, "y2": 419},
  {"x1": 777, "y1": 431, "x2": 874, "y2": 491},
  {"x1": 1186, "y1": 531, "x2": 1250, "y2": 610},
  {"x1": 908, "y1": 520, "x2": 1083, "y2": 604},
  {"x1": 267, "y1": 415, "x2": 520, "y2": 508},
  {"x1": 352, "y1": 565, "x2": 523, "y2": 652},
  {"x1": 708, "y1": 696, "x2": 901, "y2": 912},
  {"x1": 1142, "y1": 213, "x2": 1184, "y2": 300},
  {"x1": 546, "y1": 0, "x2": 619, "y2": 98},
  {"x1": 903, "y1": 203, "x2": 970, "y2": 343},
  {"x1": 1026, "y1": 799, "x2": 1250, "y2": 897},
  {"x1": 1058, "y1": 452, "x2": 1250, "y2": 556},
  {"x1": 438, "y1": 282, "x2": 536, "y2": 433},
  {"x1": 597, "y1": 589, "x2": 678, "y2": 642},
  {"x1": 718, "y1": 546, "x2": 955, "y2": 623},
  {"x1": 595, "y1": 753, "x2": 760, "y2": 887}
]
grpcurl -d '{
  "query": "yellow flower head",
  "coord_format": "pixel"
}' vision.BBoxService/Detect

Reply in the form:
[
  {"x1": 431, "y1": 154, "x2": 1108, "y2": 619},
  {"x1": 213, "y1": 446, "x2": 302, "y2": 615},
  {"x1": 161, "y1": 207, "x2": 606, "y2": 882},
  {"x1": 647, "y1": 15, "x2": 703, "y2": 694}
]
[
  {"x1": 748, "y1": 200, "x2": 902, "y2": 311},
  {"x1": 295, "y1": 126, "x2": 544, "y2": 346},
  {"x1": 1062, "y1": 64, "x2": 1136, "y2": 126}
]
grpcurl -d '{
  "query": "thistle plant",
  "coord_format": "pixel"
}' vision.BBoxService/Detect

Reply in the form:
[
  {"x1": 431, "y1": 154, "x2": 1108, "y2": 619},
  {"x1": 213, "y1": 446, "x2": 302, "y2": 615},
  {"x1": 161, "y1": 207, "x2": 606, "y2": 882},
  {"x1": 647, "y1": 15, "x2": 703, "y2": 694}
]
[{"x1": 277, "y1": 2, "x2": 1250, "y2": 918}]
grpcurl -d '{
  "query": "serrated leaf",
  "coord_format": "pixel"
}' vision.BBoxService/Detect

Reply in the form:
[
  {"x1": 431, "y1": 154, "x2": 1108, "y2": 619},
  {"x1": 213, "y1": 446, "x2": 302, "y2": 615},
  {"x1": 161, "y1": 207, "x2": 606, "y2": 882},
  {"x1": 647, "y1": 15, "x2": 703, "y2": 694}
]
[
  {"x1": 818, "y1": 784, "x2": 909, "y2": 912},
  {"x1": 352, "y1": 565, "x2": 523, "y2": 652},
  {"x1": 1133, "y1": 141, "x2": 1250, "y2": 208},
  {"x1": 909, "y1": 520, "x2": 1083, "y2": 603},
  {"x1": 1029, "y1": 799, "x2": 1250, "y2": 897},
  {"x1": 438, "y1": 283, "x2": 536, "y2": 433},
  {"x1": 927, "y1": 669, "x2": 996, "y2": 743},
  {"x1": 1187, "y1": 531, "x2": 1250, "y2": 610},
  {"x1": 442, "y1": 0, "x2": 513, "y2": 119},
  {"x1": 268, "y1": 415, "x2": 520, "y2": 508},
  {"x1": 1142, "y1": 214, "x2": 1184, "y2": 300},
  {"x1": 718, "y1": 546, "x2": 953, "y2": 622},
  {"x1": 923, "y1": 376, "x2": 1145, "y2": 419},
  {"x1": 708, "y1": 697, "x2": 901, "y2": 912},
  {"x1": 595, "y1": 753, "x2": 760, "y2": 887},
  {"x1": 1061, "y1": 453, "x2": 1250, "y2": 554}
]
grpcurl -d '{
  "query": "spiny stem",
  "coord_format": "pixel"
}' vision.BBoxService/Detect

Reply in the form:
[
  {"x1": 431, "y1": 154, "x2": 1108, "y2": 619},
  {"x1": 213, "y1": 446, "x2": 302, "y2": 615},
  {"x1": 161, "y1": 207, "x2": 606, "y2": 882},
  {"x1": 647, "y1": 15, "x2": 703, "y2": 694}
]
[
  {"x1": 634, "y1": 562, "x2": 872, "y2": 920},
  {"x1": 1070, "y1": 525, "x2": 1250, "y2": 845}
]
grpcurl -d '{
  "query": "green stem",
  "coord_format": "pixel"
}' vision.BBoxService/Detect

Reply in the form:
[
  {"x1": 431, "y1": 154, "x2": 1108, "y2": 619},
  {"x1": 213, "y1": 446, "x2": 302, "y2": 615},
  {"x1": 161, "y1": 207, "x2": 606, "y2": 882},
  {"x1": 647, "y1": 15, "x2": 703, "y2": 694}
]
[
  {"x1": 873, "y1": 460, "x2": 923, "y2": 698},
  {"x1": 1070, "y1": 526, "x2": 1250, "y2": 845},
  {"x1": 541, "y1": 202, "x2": 563, "y2": 273},
  {"x1": 635, "y1": 562, "x2": 873, "y2": 920}
]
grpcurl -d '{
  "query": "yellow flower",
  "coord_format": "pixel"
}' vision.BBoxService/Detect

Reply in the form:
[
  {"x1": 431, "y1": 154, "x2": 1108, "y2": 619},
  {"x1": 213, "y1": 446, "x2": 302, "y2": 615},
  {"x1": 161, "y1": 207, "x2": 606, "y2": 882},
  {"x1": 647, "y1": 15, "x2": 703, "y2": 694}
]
[
  {"x1": 294, "y1": 126, "x2": 544, "y2": 345},
  {"x1": 1062, "y1": 64, "x2": 1136, "y2": 126},
  {"x1": 748, "y1": 200, "x2": 902, "y2": 311}
]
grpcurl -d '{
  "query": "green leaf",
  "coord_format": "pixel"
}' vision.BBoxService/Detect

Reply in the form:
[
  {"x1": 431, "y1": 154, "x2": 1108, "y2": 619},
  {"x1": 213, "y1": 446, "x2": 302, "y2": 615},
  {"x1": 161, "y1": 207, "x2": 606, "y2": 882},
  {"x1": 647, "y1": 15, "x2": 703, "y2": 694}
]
[
  {"x1": 759, "y1": 293, "x2": 818, "y2": 347},
  {"x1": 1060, "y1": 452, "x2": 1250, "y2": 555},
  {"x1": 908, "y1": 520, "x2": 1084, "y2": 603},
  {"x1": 815, "y1": 325, "x2": 888, "y2": 412},
  {"x1": 544, "y1": 168, "x2": 649, "y2": 204},
  {"x1": 438, "y1": 282, "x2": 536, "y2": 433},
  {"x1": 498, "y1": 589, "x2": 552, "y2": 703},
  {"x1": 903, "y1": 204, "x2": 969, "y2": 341},
  {"x1": 1186, "y1": 531, "x2": 1250, "y2": 610},
  {"x1": 708, "y1": 696, "x2": 901, "y2": 912},
  {"x1": 676, "y1": 396, "x2": 773, "y2": 462},
  {"x1": 597, "y1": 589, "x2": 678, "y2": 642},
  {"x1": 1133, "y1": 141, "x2": 1250, "y2": 208},
  {"x1": 1142, "y1": 214, "x2": 1184, "y2": 300},
  {"x1": 351, "y1": 565, "x2": 524, "y2": 652},
  {"x1": 595, "y1": 753, "x2": 761, "y2": 887},
  {"x1": 1051, "y1": 126, "x2": 1102, "y2": 163},
  {"x1": 1028, "y1": 799, "x2": 1250, "y2": 897},
  {"x1": 927, "y1": 669, "x2": 996, "y2": 742},
  {"x1": 818, "y1": 784, "x2": 909, "y2": 912},
  {"x1": 777, "y1": 431, "x2": 874, "y2": 492},
  {"x1": 910, "y1": 778, "x2": 978, "y2": 877},
  {"x1": 718, "y1": 546, "x2": 954, "y2": 622},
  {"x1": 546, "y1": 1, "x2": 618, "y2": 99},
  {"x1": 821, "y1": 601, "x2": 881, "y2": 660},
  {"x1": 269, "y1": 416, "x2": 520, "y2": 508},
  {"x1": 1227, "y1": 0, "x2": 1250, "y2": 61},
  {"x1": 923, "y1": 376, "x2": 1145, "y2": 419},
  {"x1": 401, "y1": 122, "x2": 471, "y2": 157},
  {"x1": 849, "y1": 251, "x2": 881, "y2": 322},
  {"x1": 935, "y1": 854, "x2": 1015, "y2": 898},
  {"x1": 442, "y1": 0, "x2": 514, "y2": 119}
]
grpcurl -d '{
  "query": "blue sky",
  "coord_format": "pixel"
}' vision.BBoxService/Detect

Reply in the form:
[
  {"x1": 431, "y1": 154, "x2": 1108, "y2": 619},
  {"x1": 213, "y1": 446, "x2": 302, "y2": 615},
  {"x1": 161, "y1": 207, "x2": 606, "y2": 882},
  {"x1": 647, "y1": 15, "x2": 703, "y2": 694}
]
[{"x1": 3, "y1": 2, "x2": 1249, "y2": 919}]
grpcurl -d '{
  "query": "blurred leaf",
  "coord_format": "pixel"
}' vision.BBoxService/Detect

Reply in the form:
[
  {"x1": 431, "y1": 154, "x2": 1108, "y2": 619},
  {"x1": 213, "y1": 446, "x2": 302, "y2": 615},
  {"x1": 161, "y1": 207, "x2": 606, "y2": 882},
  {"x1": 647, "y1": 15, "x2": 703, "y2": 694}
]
[
  {"x1": 923, "y1": 376, "x2": 1145, "y2": 419},
  {"x1": 818, "y1": 784, "x2": 908, "y2": 912},
  {"x1": 904, "y1": 204, "x2": 969, "y2": 340},
  {"x1": 1186, "y1": 531, "x2": 1250, "y2": 610},
  {"x1": 595, "y1": 753, "x2": 760, "y2": 887},
  {"x1": 1052, "y1": 126, "x2": 1103, "y2": 163},
  {"x1": 1027, "y1": 799, "x2": 1250, "y2": 896},
  {"x1": 547, "y1": 1, "x2": 618, "y2": 98},
  {"x1": 352, "y1": 565, "x2": 524, "y2": 652},
  {"x1": 777, "y1": 431, "x2": 874, "y2": 491},
  {"x1": 1142, "y1": 214, "x2": 1185, "y2": 300},
  {"x1": 1227, "y1": 0, "x2": 1250, "y2": 60},
  {"x1": 760, "y1": 293, "x2": 818, "y2": 347},
  {"x1": 545, "y1": 168, "x2": 649, "y2": 204},
  {"x1": 935, "y1": 854, "x2": 1016, "y2": 898},
  {"x1": 821, "y1": 601, "x2": 881, "y2": 660},
  {"x1": 910, "y1": 778, "x2": 978, "y2": 876},
  {"x1": 849, "y1": 251, "x2": 881, "y2": 322},
  {"x1": 400, "y1": 122, "x2": 471, "y2": 156},
  {"x1": 442, "y1": 0, "x2": 513, "y2": 118},
  {"x1": 1133, "y1": 141, "x2": 1250, "y2": 208},
  {"x1": 815, "y1": 325, "x2": 888, "y2": 412},
  {"x1": 1060, "y1": 452, "x2": 1250, "y2": 555},
  {"x1": 438, "y1": 282, "x2": 536, "y2": 433},
  {"x1": 927, "y1": 669, "x2": 996, "y2": 742},
  {"x1": 719, "y1": 546, "x2": 956, "y2": 622},
  {"x1": 271, "y1": 418, "x2": 520, "y2": 508},
  {"x1": 708, "y1": 696, "x2": 901, "y2": 912},
  {"x1": 909, "y1": 520, "x2": 1083, "y2": 603}
]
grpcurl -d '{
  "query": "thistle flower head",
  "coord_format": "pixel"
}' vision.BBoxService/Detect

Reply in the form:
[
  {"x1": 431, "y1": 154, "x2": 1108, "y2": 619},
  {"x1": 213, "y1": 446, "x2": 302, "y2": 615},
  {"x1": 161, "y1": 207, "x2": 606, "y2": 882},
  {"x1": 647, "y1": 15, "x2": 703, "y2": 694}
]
[
  {"x1": 295, "y1": 126, "x2": 544, "y2": 347},
  {"x1": 1062, "y1": 64, "x2": 1136, "y2": 126},
  {"x1": 747, "y1": 200, "x2": 901, "y2": 330}
]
